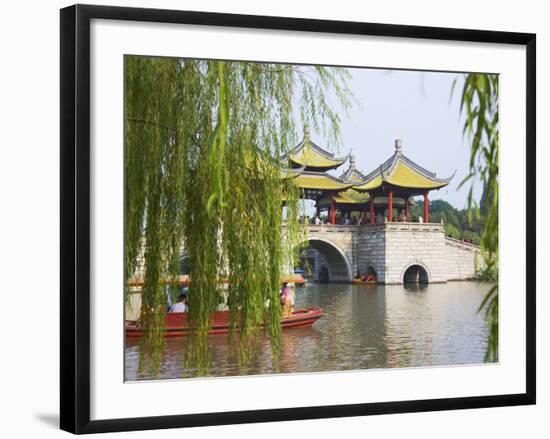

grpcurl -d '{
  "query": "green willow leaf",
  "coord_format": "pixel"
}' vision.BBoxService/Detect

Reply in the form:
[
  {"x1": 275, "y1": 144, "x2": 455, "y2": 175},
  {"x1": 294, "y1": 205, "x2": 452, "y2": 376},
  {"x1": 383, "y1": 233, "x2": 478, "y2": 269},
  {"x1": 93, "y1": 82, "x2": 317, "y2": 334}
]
[
  {"x1": 124, "y1": 57, "x2": 352, "y2": 376},
  {"x1": 458, "y1": 73, "x2": 499, "y2": 362}
]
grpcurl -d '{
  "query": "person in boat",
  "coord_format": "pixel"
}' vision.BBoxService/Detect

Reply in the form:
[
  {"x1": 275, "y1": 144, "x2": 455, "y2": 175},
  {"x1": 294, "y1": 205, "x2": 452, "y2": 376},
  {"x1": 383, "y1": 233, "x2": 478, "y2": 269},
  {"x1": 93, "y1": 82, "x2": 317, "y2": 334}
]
[
  {"x1": 280, "y1": 281, "x2": 293, "y2": 317},
  {"x1": 169, "y1": 293, "x2": 188, "y2": 313}
]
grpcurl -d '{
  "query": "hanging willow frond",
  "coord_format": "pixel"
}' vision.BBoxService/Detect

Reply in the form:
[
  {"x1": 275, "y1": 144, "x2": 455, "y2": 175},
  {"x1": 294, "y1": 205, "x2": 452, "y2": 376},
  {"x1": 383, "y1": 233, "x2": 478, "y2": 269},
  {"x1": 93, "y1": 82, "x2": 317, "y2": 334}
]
[
  {"x1": 456, "y1": 73, "x2": 499, "y2": 362},
  {"x1": 124, "y1": 56, "x2": 351, "y2": 376}
]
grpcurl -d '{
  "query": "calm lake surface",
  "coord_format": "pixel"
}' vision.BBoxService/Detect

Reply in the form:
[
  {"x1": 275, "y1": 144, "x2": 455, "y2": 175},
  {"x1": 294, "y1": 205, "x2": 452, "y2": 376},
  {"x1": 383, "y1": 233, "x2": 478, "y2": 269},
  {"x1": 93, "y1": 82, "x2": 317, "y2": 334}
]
[{"x1": 125, "y1": 281, "x2": 492, "y2": 381}]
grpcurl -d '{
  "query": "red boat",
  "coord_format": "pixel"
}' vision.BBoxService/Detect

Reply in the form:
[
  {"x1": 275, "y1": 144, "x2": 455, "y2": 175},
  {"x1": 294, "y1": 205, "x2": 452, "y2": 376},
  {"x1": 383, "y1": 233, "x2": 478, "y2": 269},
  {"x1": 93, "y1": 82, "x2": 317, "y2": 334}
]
[{"x1": 125, "y1": 306, "x2": 324, "y2": 337}]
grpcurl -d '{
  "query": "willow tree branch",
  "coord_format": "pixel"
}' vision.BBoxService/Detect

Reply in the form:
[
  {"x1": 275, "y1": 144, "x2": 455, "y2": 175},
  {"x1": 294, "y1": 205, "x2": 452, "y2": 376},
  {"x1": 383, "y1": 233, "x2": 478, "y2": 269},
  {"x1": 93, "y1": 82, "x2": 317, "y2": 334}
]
[{"x1": 126, "y1": 116, "x2": 175, "y2": 132}]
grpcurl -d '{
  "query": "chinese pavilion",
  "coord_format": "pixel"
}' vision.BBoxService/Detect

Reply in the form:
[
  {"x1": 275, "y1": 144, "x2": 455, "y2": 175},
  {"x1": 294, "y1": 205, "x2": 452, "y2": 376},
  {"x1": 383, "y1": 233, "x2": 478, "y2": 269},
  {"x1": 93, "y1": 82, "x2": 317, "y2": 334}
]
[
  {"x1": 353, "y1": 139, "x2": 454, "y2": 223},
  {"x1": 281, "y1": 128, "x2": 353, "y2": 224},
  {"x1": 282, "y1": 131, "x2": 453, "y2": 224},
  {"x1": 317, "y1": 155, "x2": 370, "y2": 222},
  {"x1": 281, "y1": 126, "x2": 350, "y2": 172}
]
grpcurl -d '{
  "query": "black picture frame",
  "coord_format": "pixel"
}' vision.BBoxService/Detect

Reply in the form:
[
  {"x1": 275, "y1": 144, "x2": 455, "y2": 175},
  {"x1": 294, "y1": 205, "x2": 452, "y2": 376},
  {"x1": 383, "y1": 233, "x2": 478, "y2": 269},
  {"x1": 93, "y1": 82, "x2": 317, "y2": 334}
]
[{"x1": 60, "y1": 4, "x2": 536, "y2": 434}]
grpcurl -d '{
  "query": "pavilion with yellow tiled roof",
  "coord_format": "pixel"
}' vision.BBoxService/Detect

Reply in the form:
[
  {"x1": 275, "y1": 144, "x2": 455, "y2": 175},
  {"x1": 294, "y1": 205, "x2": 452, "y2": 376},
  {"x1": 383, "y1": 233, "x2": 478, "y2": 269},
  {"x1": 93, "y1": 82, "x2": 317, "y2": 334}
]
[
  {"x1": 291, "y1": 172, "x2": 354, "y2": 194},
  {"x1": 286, "y1": 170, "x2": 357, "y2": 224},
  {"x1": 280, "y1": 128, "x2": 355, "y2": 224},
  {"x1": 281, "y1": 131, "x2": 453, "y2": 224},
  {"x1": 354, "y1": 139, "x2": 454, "y2": 223},
  {"x1": 281, "y1": 126, "x2": 351, "y2": 172},
  {"x1": 315, "y1": 155, "x2": 371, "y2": 222}
]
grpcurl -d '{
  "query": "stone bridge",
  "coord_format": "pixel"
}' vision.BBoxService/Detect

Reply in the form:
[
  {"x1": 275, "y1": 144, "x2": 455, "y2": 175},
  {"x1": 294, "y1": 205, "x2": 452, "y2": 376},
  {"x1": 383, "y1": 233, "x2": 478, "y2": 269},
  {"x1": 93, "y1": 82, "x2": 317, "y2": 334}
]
[
  {"x1": 137, "y1": 223, "x2": 481, "y2": 285},
  {"x1": 294, "y1": 223, "x2": 481, "y2": 284}
]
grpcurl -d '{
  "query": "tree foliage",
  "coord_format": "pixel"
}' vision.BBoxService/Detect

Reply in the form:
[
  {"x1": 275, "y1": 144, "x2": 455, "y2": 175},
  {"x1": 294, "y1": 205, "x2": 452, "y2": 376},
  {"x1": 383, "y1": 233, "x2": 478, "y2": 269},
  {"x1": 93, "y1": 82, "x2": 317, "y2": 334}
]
[
  {"x1": 124, "y1": 56, "x2": 351, "y2": 375},
  {"x1": 408, "y1": 199, "x2": 484, "y2": 244},
  {"x1": 454, "y1": 73, "x2": 499, "y2": 362}
]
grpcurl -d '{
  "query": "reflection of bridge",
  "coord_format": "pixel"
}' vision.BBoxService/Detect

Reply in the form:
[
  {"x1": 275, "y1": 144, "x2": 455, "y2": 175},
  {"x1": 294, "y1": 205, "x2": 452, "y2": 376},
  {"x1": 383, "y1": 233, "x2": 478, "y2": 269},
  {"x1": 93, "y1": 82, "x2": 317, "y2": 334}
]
[{"x1": 292, "y1": 223, "x2": 481, "y2": 284}]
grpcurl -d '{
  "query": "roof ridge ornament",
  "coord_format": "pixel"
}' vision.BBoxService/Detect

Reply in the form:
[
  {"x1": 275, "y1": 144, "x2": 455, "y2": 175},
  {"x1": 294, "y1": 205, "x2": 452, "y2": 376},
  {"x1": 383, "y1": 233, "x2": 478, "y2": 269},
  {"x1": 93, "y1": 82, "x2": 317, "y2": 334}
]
[
  {"x1": 395, "y1": 138, "x2": 403, "y2": 154},
  {"x1": 304, "y1": 125, "x2": 310, "y2": 141}
]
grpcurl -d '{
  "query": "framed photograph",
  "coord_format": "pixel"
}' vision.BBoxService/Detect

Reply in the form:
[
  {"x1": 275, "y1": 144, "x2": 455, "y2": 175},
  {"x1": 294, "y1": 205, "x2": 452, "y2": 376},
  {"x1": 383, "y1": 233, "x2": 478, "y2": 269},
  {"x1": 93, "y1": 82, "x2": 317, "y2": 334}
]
[{"x1": 60, "y1": 4, "x2": 536, "y2": 434}]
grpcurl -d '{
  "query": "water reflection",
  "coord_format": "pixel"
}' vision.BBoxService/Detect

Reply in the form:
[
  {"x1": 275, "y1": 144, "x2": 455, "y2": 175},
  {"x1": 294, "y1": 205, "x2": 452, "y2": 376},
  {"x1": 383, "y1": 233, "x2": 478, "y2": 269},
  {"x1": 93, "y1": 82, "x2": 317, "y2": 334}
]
[{"x1": 125, "y1": 281, "x2": 491, "y2": 381}]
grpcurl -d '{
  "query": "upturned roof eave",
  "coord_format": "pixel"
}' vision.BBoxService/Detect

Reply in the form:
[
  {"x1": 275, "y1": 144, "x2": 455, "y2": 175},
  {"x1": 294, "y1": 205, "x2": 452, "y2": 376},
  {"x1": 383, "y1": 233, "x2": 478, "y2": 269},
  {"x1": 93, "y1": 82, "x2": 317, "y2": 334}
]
[
  {"x1": 281, "y1": 136, "x2": 351, "y2": 170},
  {"x1": 382, "y1": 180, "x2": 450, "y2": 191},
  {"x1": 352, "y1": 152, "x2": 455, "y2": 192},
  {"x1": 280, "y1": 164, "x2": 306, "y2": 180},
  {"x1": 292, "y1": 171, "x2": 356, "y2": 191}
]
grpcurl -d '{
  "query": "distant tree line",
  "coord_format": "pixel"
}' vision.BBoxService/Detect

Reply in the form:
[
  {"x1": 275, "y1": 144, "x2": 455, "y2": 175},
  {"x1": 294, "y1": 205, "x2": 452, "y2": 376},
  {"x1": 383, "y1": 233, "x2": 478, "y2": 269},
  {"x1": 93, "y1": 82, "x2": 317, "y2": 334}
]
[{"x1": 409, "y1": 197, "x2": 487, "y2": 245}]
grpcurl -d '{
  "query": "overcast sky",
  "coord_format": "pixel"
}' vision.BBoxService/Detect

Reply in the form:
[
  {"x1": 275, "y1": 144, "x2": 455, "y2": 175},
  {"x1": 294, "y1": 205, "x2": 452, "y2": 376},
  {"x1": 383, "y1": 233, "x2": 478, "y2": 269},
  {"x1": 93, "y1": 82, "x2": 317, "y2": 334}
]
[{"x1": 303, "y1": 67, "x2": 480, "y2": 211}]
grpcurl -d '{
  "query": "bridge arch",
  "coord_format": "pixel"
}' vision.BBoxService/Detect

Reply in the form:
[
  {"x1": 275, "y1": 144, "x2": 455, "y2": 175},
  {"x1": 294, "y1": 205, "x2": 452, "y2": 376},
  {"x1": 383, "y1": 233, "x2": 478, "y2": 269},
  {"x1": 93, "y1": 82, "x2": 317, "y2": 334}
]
[
  {"x1": 298, "y1": 238, "x2": 353, "y2": 283},
  {"x1": 402, "y1": 262, "x2": 430, "y2": 284}
]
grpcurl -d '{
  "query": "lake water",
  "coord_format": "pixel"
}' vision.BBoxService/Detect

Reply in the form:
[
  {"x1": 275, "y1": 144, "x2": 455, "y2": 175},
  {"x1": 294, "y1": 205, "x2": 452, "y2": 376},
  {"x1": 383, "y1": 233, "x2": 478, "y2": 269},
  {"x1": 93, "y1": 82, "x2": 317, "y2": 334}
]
[{"x1": 125, "y1": 281, "x2": 492, "y2": 381}]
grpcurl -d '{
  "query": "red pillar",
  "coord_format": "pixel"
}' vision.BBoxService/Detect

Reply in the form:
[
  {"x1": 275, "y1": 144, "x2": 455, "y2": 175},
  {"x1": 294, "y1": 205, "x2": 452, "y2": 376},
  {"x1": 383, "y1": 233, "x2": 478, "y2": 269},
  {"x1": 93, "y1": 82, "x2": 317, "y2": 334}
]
[
  {"x1": 388, "y1": 190, "x2": 393, "y2": 223},
  {"x1": 424, "y1": 191, "x2": 429, "y2": 223},
  {"x1": 369, "y1": 196, "x2": 374, "y2": 224},
  {"x1": 405, "y1": 199, "x2": 409, "y2": 222},
  {"x1": 330, "y1": 195, "x2": 335, "y2": 225}
]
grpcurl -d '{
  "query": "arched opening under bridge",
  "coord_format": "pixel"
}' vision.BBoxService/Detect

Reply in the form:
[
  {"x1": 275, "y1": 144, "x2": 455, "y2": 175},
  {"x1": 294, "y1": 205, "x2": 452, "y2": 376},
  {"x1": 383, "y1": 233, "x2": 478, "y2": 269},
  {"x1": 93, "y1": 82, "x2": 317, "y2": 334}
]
[
  {"x1": 297, "y1": 238, "x2": 352, "y2": 283},
  {"x1": 319, "y1": 266, "x2": 330, "y2": 283},
  {"x1": 403, "y1": 264, "x2": 430, "y2": 284}
]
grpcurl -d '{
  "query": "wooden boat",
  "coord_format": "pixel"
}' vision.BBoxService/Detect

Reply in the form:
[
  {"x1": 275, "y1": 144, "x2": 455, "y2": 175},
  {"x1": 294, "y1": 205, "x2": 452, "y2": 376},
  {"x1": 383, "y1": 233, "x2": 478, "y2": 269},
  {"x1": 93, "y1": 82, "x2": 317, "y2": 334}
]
[{"x1": 125, "y1": 306, "x2": 324, "y2": 337}]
